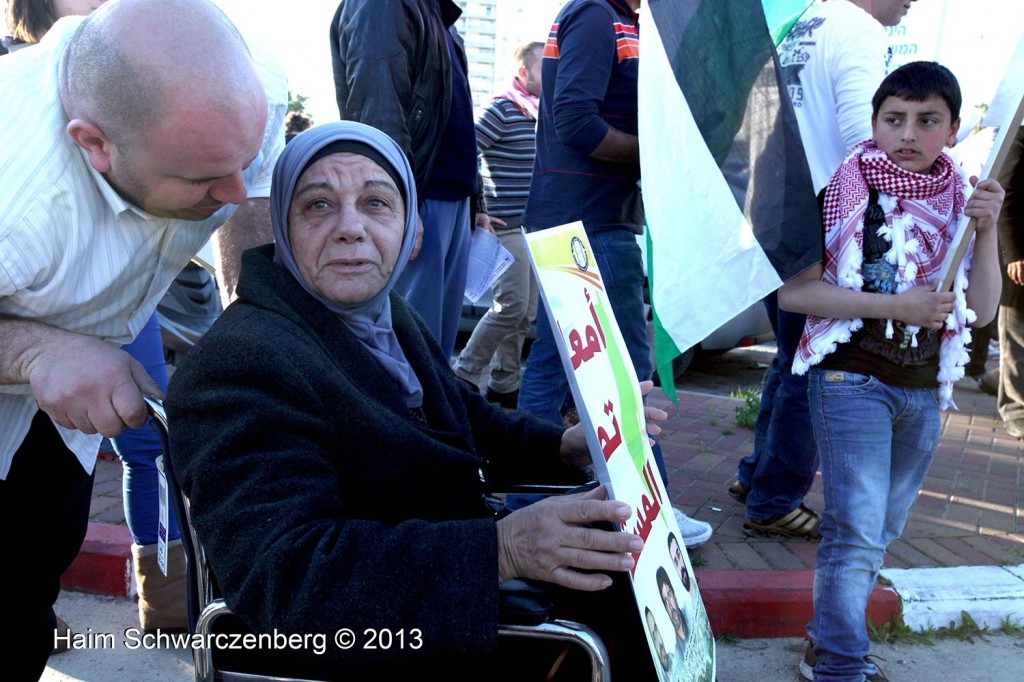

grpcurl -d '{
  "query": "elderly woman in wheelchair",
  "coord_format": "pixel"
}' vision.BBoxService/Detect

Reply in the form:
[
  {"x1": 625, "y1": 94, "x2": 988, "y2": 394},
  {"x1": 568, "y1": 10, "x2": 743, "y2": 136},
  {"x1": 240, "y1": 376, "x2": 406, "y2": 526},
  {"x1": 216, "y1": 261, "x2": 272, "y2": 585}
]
[{"x1": 166, "y1": 121, "x2": 665, "y2": 680}]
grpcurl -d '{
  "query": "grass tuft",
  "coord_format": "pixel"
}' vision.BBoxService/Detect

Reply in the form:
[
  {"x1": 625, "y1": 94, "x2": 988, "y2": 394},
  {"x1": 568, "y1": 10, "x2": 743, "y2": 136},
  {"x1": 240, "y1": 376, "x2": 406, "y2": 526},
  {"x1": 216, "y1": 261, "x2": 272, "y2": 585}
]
[
  {"x1": 716, "y1": 632, "x2": 740, "y2": 645},
  {"x1": 867, "y1": 611, "x2": 1022, "y2": 646},
  {"x1": 730, "y1": 387, "x2": 761, "y2": 430}
]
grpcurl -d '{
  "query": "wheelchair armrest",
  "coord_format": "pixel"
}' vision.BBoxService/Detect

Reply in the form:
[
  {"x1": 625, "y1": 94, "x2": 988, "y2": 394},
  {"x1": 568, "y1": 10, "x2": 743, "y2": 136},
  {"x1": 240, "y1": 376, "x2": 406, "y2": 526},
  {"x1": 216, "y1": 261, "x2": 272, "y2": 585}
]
[
  {"x1": 496, "y1": 580, "x2": 611, "y2": 681},
  {"x1": 494, "y1": 483, "x2": 581, "y2": 496},
  {"x1": 197, "y1": 587, "x2": 556, "y2": 639},
  {"x1": 193, "y1": 599, "x2": 233, "y2": 682},
  {"x1": 196, "y1": 590, "x2": 608, "y2": 681},
  {"x1": 494, "y1": 478, "x2": 600, "y2": 498}
]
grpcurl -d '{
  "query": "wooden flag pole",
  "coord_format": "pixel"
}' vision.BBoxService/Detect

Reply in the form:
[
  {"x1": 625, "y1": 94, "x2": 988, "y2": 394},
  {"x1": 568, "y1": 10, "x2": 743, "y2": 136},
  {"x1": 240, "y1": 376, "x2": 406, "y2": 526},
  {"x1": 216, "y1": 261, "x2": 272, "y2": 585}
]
[
  {"x1": 935, "y1": 90, "x2": 1024, "y2": 292},
  {"x1": 936, "y1": 94, "x2": 1024, "y2": 291}
]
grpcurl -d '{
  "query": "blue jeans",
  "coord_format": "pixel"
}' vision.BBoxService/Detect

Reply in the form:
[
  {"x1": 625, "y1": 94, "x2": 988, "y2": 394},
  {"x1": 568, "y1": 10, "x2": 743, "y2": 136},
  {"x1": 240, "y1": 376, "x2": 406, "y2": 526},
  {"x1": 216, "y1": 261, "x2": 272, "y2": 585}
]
[
  {"x1": 112, "y1": 311, "x2": 179, "y2": 545},
  {"x1": 737, "y1": 292, "x2": 817, "y2": 521},
  {"x1": 517, "y1": 229, "x2": 652, "y2": 422},
  {"x1": 395, "y1": 197, "x2": 471, "y2": 358},
  {"x1": 807, "y1": 369, "x2": 940, "y2": 682}
]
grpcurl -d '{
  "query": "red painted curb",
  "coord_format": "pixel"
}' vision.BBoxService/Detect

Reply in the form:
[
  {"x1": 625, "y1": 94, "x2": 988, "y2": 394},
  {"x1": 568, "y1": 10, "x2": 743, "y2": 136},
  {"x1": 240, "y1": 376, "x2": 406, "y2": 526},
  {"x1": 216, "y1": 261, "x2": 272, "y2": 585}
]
[
  {"x1": 61, "y1": 522, "x2": 134, "y2": 598},
  {"x1": 61, "y1": 528, "x2": 907, "y2": 639},
  {"x1": 695, "y1": 569, "x2": 901, "y2": 638}
]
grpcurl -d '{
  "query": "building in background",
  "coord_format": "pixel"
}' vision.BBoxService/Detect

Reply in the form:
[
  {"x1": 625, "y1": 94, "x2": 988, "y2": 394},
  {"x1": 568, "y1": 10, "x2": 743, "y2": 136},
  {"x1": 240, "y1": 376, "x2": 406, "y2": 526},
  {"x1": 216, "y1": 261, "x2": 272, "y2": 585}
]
[
  {"x1": 455, "y1": 0, "x2": 498, "y2": 108},
  {"x1": 456, "y1": 0, "x2": 564, "y2": 108}
]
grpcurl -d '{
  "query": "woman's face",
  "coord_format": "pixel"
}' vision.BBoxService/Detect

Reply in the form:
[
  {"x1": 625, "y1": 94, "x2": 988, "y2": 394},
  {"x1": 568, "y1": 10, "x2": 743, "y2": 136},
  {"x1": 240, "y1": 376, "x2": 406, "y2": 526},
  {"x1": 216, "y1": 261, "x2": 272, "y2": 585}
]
[
  {"x1": 288, "y1": 152, "x2": 406, "y2": 305},
  {"x1": 51, "y1": 0, "x2": 107, "y2": 19}
]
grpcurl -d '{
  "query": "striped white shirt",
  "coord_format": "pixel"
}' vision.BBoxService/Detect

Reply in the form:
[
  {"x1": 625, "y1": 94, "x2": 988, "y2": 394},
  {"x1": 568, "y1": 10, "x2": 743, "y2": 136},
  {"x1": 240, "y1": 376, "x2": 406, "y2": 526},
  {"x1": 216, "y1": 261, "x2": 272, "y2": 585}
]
[{"x1": 0, "y1": 17, "x2": 288, "y2": 478}]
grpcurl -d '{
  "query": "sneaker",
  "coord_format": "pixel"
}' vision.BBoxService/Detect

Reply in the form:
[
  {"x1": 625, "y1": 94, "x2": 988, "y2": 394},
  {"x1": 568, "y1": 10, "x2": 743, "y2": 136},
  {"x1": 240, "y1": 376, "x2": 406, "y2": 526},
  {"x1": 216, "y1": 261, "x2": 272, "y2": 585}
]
[
  {"x1": 799, "y1": 643, "x2": 814, "y2": 681},
  {"x1": 743, "y1": 503, "x2": 821, "y2": 539},
  {"x1": 1005, "y1": 418, "x2": 1024, "y2": 439},
  {"x1": 673, "y1": 508, "x2": 713, "y2": 548},
  {"x1": 799, "y1": 642, "x2": 889, "y2": 681}
]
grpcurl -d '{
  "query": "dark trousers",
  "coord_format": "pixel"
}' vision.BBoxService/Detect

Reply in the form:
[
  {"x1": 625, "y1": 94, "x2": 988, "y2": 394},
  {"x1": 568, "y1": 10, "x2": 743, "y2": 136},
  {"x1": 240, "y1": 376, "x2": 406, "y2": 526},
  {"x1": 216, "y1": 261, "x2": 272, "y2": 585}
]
[
  {"x1": 965, "y1": 316, "x2": 997, "y2": 378},
  {"x1": 736, "y1": 291, "x2": 818, "y2": 521},
  {"x1": 0, "y1": 411, "x2": 94, "y2": 681},
  {"x1": 998, "y1": 290, "x2": 1024, "y2": 422}
]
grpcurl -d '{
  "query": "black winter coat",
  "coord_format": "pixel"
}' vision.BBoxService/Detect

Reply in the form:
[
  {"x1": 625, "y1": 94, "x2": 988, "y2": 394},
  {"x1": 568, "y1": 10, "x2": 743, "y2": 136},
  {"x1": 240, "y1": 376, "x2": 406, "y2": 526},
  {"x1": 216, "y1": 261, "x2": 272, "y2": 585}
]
[
  {"x1": 166, "y1": 245, "x2": 584, "y2": 678},
  {"x1": 330, "y1": 0, "x2": 466, "y2": 193}
]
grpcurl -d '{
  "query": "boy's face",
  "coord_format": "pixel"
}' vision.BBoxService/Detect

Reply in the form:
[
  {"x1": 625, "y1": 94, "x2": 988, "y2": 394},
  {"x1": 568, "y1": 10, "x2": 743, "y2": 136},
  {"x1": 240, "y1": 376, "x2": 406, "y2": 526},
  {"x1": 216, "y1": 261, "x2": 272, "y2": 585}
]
[{"x1": 872, "y1": 94, "x2": 960, "y2": 175}]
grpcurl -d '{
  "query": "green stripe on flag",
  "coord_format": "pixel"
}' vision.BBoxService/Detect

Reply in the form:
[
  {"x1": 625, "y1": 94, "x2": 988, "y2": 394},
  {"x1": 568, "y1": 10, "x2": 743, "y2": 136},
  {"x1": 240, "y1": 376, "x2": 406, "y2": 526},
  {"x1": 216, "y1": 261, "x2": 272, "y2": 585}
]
[
  {"x1": 647, "y1": 225, "x2": 683, "y2": 403},
  {"x1": 762, "y1": 0, "x2": 816, "y2": 46},
  {"x1": 641, "y1": 0, "x2": 820, "y2": 403}
]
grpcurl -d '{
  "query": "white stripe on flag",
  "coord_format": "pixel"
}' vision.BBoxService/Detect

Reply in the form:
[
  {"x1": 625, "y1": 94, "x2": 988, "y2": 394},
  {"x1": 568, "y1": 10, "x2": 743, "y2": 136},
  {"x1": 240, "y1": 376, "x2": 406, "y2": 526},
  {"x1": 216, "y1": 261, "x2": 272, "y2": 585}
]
[
  {"x1": 982, "y1": 32, "x2": 1024, "y2": 129},
  {"x1": 639, "y1": 11, "x2": 783, "y2": 357}
]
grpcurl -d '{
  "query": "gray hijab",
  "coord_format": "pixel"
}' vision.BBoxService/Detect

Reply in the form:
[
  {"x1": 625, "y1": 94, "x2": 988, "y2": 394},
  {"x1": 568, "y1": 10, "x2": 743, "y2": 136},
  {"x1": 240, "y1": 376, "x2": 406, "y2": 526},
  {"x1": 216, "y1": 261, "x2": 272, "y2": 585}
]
[{"x1": 271, "y1": 121, "x2": 423, "y2": 408}]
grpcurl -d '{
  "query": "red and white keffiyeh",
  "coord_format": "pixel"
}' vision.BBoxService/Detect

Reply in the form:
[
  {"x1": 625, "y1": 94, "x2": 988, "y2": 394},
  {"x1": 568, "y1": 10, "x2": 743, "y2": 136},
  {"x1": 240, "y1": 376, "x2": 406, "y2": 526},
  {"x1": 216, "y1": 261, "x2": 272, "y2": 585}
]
[
  {"x1": 496, "y1": 77, "x2": 539, "y2": 121},
  {"x1": 792, "y1": 141, "x2": 974, "y2": 409}
]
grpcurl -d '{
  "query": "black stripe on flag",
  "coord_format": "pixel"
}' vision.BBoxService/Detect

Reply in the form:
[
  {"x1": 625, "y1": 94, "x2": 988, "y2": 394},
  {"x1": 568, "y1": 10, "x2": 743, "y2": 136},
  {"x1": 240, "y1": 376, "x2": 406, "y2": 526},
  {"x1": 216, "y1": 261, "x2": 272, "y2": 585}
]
[{"x1": 647, "y1": 0, "x2": 821, "y2": 282}]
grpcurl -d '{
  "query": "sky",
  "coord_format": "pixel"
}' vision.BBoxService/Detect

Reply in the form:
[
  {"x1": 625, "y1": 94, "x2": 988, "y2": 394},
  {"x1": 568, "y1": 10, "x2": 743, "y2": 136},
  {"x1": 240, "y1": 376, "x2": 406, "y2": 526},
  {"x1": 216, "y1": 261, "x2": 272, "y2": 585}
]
[
  {"x1": 211, "y1": 0, "x2": 349, "y2": 124},
  {"x1": 208, "y1": 0, "x2": 1021, "y2": 128},
  {"x1": 4, "y1": 0, "x2": 1021, "y2": 129},
  {"x1": 209, "y1": 0, "x2": 565, "y2": 124}
]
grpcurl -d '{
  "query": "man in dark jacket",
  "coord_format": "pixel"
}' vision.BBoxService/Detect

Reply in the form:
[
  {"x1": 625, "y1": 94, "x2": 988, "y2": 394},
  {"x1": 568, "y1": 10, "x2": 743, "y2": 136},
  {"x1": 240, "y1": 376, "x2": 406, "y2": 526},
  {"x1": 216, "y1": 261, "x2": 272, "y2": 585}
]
[{"x1": 330, "y1": 0, "x2": 478, "y2": 358}]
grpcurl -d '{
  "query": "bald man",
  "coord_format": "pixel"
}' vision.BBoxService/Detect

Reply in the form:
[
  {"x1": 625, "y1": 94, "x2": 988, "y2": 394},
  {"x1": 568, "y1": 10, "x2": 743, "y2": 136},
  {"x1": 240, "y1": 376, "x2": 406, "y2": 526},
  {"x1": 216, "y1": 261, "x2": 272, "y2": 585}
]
[{"x1": 0, "y1": 0, "x2": 285, "y2": 677}]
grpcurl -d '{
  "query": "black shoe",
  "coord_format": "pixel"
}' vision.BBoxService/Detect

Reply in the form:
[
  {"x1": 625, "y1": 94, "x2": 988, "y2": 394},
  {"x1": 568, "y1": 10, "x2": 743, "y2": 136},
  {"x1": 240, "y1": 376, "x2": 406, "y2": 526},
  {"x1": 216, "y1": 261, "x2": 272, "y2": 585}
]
[
  {"x1": 727, "y1": 480, "x2": 749, "y2": 504},
  {"x1": 800, "y1": 642, "x2": 889, "y2": 681},
  {"x1": 562, "y1": 406, "x2": 580, "y2": 427},
  {"x1": 456, "y1": 375, "x2": 480, "y2": 393},
  {"x1": 485, "y1": 387, "x2": 519, "y2": 410},
  {"x1": 978, "y1": 370, "x2": 999, "y2": 396},
  {"x1": 1006, "y1": 418, "x2": 1024, "y2": 439}
]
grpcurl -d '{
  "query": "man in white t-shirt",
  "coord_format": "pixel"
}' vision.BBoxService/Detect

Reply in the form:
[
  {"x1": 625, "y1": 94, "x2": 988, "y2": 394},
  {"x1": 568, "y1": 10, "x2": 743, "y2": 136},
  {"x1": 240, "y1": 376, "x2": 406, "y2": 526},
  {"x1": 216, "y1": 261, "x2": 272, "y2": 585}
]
[
  {"x1": 0, "y1": 1, "x2": 286, "y2": 677},
  {"x1": 732, "y1": 0, "x2": 918, "y2": 545},
  {"x1": 781, "y1": 0, "x2": 916, "y2": 192}
]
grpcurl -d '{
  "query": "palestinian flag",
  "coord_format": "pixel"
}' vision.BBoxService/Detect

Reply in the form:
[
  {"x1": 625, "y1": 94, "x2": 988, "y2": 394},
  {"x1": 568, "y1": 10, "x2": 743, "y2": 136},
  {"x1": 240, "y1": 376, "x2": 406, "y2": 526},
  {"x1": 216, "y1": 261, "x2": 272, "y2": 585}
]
[{"x1": 640, "y1": 0, "x2": 820, "y2": 399}]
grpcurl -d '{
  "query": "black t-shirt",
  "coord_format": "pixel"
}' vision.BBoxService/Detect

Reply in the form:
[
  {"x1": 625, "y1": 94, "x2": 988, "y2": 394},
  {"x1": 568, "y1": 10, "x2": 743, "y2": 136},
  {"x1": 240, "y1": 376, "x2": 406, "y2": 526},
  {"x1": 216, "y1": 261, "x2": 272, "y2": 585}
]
[{"x1": 817, "y1": 189, "x2": 940, "y2": 388}]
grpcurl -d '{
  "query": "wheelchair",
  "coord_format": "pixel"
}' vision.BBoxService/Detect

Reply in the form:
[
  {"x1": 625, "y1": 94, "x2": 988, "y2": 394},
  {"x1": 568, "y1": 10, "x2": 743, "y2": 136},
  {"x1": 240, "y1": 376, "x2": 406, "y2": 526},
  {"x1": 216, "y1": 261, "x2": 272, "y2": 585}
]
[{"x1": 145, "y1": 398, "x2": 611, "y2": 682}]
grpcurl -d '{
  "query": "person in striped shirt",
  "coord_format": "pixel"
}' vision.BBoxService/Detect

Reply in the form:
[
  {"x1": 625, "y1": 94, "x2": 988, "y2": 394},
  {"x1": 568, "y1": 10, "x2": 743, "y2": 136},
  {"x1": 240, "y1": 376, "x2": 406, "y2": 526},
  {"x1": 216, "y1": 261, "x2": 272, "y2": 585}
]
[
  {"x1": 0, "y1": 1, "x2": 285, "y2": 678},
  {"x1": 453, "y1": 41, "x2": 544, "y2": 408}
]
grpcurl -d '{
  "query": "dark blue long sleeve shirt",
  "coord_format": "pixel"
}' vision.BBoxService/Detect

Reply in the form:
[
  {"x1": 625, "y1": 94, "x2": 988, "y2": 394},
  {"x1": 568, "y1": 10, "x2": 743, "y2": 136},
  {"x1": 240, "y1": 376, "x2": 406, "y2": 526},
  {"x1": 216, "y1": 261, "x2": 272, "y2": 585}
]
[{"x1": 525, "y1": 0, "x2": 642, "y2": 234}]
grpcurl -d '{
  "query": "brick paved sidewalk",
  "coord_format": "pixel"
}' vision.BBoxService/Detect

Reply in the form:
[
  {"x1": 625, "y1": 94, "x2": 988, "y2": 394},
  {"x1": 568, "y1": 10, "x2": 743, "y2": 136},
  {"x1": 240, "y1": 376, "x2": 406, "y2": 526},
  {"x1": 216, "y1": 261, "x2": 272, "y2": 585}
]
[{"x1": 653, "y1": 378, "x2": 1024, "y2": 573}]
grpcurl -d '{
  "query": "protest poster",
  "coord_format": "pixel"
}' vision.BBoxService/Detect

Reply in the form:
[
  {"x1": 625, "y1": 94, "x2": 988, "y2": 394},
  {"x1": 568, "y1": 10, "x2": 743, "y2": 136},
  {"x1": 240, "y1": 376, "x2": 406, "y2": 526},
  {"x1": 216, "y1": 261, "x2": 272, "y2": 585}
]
[{"x1": 525, "y1": 222, "x2": 715, "y2": 682}]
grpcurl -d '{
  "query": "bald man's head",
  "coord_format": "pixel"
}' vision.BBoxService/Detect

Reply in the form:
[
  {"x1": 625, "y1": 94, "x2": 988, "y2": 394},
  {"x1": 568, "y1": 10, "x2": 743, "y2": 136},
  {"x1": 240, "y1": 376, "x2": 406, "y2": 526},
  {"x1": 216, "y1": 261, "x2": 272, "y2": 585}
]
[
  {"x1": 60, "y1": 0, "x2": 263, "y2": 146},
  {"x1": 59, "y1": 0, "x2": 269, "y2": 220}
]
